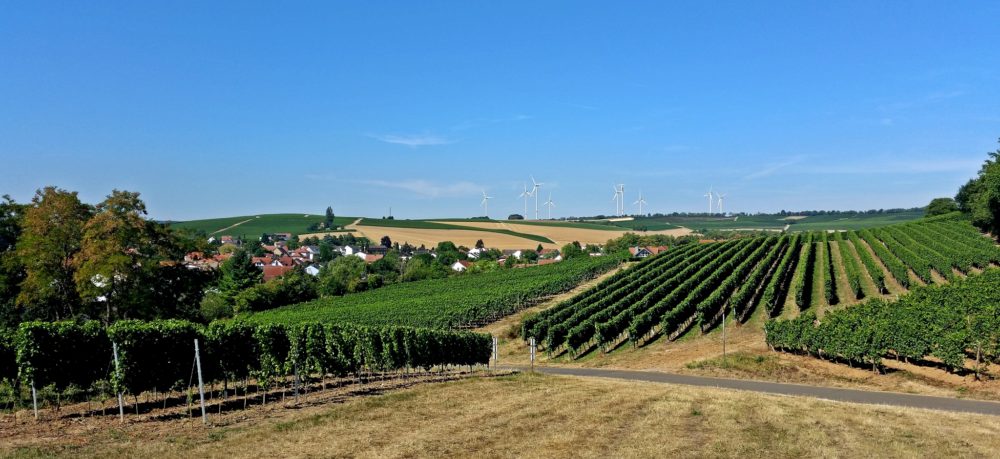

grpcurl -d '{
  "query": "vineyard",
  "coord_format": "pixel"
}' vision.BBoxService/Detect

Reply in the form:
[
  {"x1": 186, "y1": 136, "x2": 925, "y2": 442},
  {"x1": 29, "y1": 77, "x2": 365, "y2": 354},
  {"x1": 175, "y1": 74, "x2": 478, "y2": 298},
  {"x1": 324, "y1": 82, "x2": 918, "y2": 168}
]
[
  {"x1": 0, "y1": 253, "x2": 624, "y2": 419},
  {"x1": 251, "y1": 254, "x2": 626, "y2": 328},
  {"x1": 0, "y1": 318, "x2": 490, "y2": 417},
  {"x1": 766, "y1": 268, "x2": 1000, "y2": 375},
  {"x1": 522, "y1": 215, "x2": 1000, "y2": 358}
]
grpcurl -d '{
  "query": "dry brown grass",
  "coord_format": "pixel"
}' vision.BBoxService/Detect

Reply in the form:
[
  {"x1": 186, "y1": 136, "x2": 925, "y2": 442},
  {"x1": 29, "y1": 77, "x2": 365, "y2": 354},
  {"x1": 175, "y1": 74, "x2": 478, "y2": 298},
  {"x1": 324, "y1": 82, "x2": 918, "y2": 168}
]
[
  {"x1": 440, "y1": 221, "x2": 692, "y2": 248},
  {"x1": 9, "y1": 373, "x2": 1000, "y2": 458},
  {"x1": 306, "y1": 220, "x2": 692, "y2": 251}
]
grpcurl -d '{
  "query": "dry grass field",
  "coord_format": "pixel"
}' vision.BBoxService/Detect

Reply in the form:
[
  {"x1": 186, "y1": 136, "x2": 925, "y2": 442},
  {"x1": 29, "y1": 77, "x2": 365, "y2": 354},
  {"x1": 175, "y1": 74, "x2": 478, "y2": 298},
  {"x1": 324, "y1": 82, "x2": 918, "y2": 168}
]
[
  {"x1": 303, "y1": 219, "x2": 692, "y2": 250},
  {"x1": 8, "y1": 373, "x2": 1000, "y2": 458},
  {"x1": 439, "y1": 220, "x2": 692, "y2": 248},
  {"x1": 350, "y1": 225, "x2": 555, "y2": 250}
]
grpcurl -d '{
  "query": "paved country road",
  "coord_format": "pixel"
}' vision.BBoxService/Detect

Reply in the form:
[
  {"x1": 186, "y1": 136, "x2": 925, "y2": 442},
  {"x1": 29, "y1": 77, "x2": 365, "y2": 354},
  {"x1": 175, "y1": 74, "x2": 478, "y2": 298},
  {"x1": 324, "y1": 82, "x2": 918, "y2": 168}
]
[{"x1": 504, "y1": 365, "x2": 1000, "y2": 416}]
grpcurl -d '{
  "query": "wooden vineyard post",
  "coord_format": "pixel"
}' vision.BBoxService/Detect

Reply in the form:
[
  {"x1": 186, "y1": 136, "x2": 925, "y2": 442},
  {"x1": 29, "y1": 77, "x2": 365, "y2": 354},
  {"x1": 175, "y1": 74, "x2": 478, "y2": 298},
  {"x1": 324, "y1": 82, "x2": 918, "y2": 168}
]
[
  {"x1": 194, "y1": 339, "x2": 207, "y2": 425},
  {"x1": 30, "y1": 381, "x2": 38, "y2": 420},
  {"x1": 492, "y1": 336, "x2": 498, "y2": 369},
  {"x1": 722, "y1": 307, "x2": 727, "y2": 366},
  {"x1": 529, "y1": 337, "x2": 536, "y2": 373},
  {"x1": 112, "y1": 342, "x2": 125, "y2": 423},
  {"x1": 294, "y1": 362, "x2": 300, "y2": 406}
]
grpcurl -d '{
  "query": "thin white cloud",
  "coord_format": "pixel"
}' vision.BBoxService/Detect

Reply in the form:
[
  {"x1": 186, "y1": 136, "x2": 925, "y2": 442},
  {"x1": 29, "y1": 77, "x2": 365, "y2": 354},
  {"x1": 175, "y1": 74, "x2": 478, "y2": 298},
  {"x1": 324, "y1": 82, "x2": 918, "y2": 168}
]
[
  {"x1": 368, "y1": 133, "x2": 455, "y2": 147},
  {"x1": 360, "y1": 179, "x2": 483, "y2": 198},
  {"x1": 451, "y1": 114, "x2": 532, "y2": 131},
  {"x1": 561, "y1": 102, "x2": 599, "y2": 111},
  {"x1": 877, "y1": 90, "x2": 967, "y2": 112},
  {"x1": 742, "y1": 156, "x2": 806, "y2": 180},
  {"x1": 800, "y1": 158, "x2": 982, "y2": 175}
]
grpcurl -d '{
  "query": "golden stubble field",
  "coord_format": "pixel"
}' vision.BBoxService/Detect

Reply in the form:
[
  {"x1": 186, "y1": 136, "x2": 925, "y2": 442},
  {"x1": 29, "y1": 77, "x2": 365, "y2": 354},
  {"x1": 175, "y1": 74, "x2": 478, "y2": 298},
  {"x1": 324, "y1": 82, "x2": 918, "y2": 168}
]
[{"x1": 301, "y1": 220, "x2": 693, "y2": 250}]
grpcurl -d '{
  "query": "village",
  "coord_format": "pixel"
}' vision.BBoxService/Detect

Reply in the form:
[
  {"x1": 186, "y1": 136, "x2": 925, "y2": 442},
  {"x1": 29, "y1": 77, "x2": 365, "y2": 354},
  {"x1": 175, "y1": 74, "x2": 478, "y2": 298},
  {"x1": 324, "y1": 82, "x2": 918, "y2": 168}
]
[{"x1": 181, "y1": 231, "x2": 671, "y2": 283}]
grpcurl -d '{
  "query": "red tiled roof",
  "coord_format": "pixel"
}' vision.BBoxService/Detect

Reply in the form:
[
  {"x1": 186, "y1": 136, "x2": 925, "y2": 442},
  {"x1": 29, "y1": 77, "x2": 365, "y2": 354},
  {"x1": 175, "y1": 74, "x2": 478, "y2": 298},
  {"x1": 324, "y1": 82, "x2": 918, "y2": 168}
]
[
  {"x1": 364, "y1": 254, "x2": 384, "y2": 263},
  {"x1": 262, "y1": 265, "x2": 294, "y2": 282}
]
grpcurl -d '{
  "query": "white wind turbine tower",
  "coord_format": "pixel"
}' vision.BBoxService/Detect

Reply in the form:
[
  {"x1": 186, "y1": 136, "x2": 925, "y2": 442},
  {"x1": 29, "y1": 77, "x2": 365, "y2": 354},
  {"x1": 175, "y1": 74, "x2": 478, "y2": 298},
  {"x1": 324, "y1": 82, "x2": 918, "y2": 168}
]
[
  {"x1": 481, "y1": 191, "x2": 493, "y2": 218},
  {"x1": 611, "y1": 184, "x2": 623, "y2": 217},
  {"x1": 634, "y1": 191, "x2": 647, "y2": 215},
  {"x1": 518, "y1": 183, "x2": 531, "y2": 217},
  {"x1": 716, "y1": 193, "x2": 727, "y2": 215},
  {"x1": 704, "y1": 186, "x2": 714, "y2": 214},
  {"x1": 530, "y1": 176, "x2": 543, "y2": 219},
  {"x1": 617, "y1": 184, "x2": 626, "y2": 216},
  {"x1": 544, "y1": 193, "x2": 556, "y2": 219}
]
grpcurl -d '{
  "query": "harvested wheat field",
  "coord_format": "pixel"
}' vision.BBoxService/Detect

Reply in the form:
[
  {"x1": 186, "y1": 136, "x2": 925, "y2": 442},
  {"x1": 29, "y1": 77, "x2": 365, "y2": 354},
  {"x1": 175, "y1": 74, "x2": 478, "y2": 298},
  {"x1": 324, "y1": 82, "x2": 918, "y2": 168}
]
[
  {"x1": 302, "y1": 219, "x2": 692, "y2": 250},
  {"x1": 346, "y1": 225, "x2": 555, "y2": 250},
  {"x1": 439, "y1": 220, "x2": 692, "y2": 248},
  {"x1": 9, "y1": 373, "x2": 1000, "y2": 458}
]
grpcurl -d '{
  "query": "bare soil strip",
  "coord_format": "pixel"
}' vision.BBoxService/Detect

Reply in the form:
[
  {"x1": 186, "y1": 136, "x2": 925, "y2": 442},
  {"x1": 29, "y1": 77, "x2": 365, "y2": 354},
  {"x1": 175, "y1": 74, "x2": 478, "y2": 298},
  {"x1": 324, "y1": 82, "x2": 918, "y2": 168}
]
[{"x1": 210, "y1": 218, "x2": 254, "y2": 235}]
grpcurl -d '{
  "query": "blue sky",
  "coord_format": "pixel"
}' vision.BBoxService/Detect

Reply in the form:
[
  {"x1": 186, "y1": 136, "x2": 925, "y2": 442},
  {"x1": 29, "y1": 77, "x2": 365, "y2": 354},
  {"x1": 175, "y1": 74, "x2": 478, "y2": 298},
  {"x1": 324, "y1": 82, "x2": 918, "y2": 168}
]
[{"x1": 2, "y1": 2, "x2": 999, "y2": 220}]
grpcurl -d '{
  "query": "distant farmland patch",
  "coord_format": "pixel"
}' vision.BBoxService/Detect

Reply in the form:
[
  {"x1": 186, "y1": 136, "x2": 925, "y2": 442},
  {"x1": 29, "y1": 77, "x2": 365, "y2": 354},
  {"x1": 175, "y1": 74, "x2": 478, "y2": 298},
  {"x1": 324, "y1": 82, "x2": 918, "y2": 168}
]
[
  {"x1": 357, "y1": 218, "x2": 555, "y2": 243},
  {"x1": 171, "y1": 214, "x2": 357, "y2": 236}
]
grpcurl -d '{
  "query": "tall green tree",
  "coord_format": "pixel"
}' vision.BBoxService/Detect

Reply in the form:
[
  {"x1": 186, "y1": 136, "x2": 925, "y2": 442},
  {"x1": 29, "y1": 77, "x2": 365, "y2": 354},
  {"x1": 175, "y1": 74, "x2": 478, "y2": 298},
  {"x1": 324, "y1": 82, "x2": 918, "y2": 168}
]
[
  {"x1": 318, "y1": 255, "x2": 366, "y2": 296},
  {"x1": 957, "y1": 139, "x2": 1000, "y2": 238},
  {"x1": 74, "y1": 190, "x2": 163, "y2": 321},
  {"x1": 16, "y1": 187, "x2": 92, "y2": 320},
  {"x1": 218, "y1": 248, "x2": 262, "y2": 301},
  {"x1": 325, "y1": 206, "x2": 335, "y2": 228},
  {"x1": 926, "y1": 197, "x2": 959, "y2": 216},
  {"x1": 0, "y1": 196, "x2": 26, "y2": 327}
]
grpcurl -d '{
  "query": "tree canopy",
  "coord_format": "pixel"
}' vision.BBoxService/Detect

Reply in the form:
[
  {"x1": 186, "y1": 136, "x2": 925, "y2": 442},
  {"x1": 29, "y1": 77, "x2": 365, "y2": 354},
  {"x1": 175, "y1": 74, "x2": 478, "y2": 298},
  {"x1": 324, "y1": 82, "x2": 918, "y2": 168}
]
[
  {"x1": 956, "y1": 139, "x2": 1000, "y2": 238},
  {"x1": 926, "y1": 197, "x2": 959, "y2": 217}
]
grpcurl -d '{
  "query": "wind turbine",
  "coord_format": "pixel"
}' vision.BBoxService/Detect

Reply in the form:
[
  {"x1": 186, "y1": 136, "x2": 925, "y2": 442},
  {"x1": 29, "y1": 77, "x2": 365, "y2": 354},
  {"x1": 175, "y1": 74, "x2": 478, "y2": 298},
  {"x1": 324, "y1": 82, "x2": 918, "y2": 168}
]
[
  {"x1": 716, "y1": 193, "x2": 727, "y2": 215},
  {"x1": 518, "y1": 183, "x2": 531, "y2": 217},
  {"x1": 544, "y1": 193, "x2": 556, "y2": 219},
  {"x1": 633, "y1": 191, "x2": 647, "y2": 215},
  {"x1": 481, "y1": 191, "x2": 493, "y2": 218},
  {"x1": 611, "y1": 184, "x2": 624, "y2": 217},
  {"x1": 704, "y1": 186, "x2": 714, "y2": 214},
  {"x1": 530, "y1": 176, "x2": 543, "y2": 220}
]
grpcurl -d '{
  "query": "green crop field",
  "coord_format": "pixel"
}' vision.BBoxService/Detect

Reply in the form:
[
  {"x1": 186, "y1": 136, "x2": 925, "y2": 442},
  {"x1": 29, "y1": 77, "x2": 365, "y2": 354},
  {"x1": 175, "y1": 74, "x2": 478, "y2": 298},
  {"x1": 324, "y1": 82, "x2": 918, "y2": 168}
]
[
  {"x1": 250, "y1": 255, "x2": 626, "y2": 329},
  {"x1": 618, "y1": 210, "x2": 924, "y2": 232},
  {"x1": 357, "y1": 218, "x2": 555, "y2": 243},
  {"x1": 595, "y1": 219, "x2": 682, "y2": 231},
  {"x1": 171, "y1": 214, "x2": 357, "y2": 236}
]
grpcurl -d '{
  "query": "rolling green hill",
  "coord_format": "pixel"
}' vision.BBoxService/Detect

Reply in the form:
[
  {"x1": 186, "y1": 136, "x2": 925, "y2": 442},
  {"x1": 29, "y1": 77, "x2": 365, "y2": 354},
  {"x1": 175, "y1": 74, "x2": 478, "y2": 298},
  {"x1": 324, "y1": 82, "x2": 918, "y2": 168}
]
[{"x1": 171, "y1": 213, "x2": 357, "y2": 236}]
